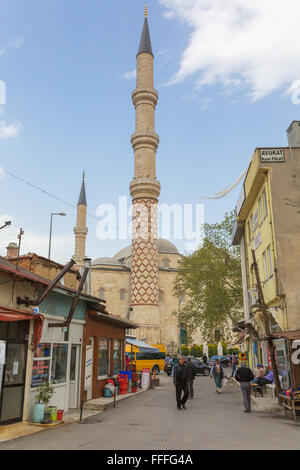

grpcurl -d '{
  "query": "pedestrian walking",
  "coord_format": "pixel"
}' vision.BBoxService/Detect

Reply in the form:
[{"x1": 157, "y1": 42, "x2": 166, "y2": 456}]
[
  {"x1": 202, "y1": 353, "x2": 208, "y2": 365},
  {"x1": 173, "y1": 356, "x2": 189, "y2": 410},
  {"x1": 235, "y1": 360, "x2": 254, "y2": 413},
  {"x1": 186, "y1": 357, "x2": 197, "y2": 399},
  {"x1": 164, "y1": 354, "x2": 171, "y2": 366},
  {"x1": 171, "y1": 355, "x2": 179, "y2": 377},
  {"x1": 230, "y1": 354, "x2": 239, "y2": 377},
  {"x1": 210, "y1": 359, "x2": 224, "y2": 394}
]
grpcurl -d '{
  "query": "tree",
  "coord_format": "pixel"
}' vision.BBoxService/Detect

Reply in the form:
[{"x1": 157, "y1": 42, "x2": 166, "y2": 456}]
[{"x1": 174, "y1": 211, "x2": 243, "y2": 342}]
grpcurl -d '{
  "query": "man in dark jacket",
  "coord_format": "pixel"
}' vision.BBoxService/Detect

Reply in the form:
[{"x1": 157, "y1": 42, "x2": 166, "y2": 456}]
[
  {"x1": 186, "y1": 357, "x2": 197, "y2": 399},
  {"x1": 235, "y1": 361, "x2": 255, "y2": 413},
  {"x1": 173, "y1": 356, "x2": 189, "y2": 410}
]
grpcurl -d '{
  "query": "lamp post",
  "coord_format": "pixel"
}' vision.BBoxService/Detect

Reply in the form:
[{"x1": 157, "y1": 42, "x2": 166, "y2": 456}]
[
  {"x1": 178, "y1": 297, "x2": 182, "y2": 356},
  {"x1": 48, "y1": 212, "x2": 66, "y2": 260}
]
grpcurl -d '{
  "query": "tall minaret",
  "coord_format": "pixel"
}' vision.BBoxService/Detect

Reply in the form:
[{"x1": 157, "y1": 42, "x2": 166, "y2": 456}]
[
  {"x1": 130, "y1": 7, "x2": 161, "y2": 343},
  {"x1": 73, "y1": 172, "x2": 88, "y2": 267}
]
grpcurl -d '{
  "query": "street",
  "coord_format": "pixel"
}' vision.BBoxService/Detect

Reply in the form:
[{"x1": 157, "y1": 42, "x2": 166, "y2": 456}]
[{"x1": 1, "y1": 373, "x2": 299, "y2": 450}]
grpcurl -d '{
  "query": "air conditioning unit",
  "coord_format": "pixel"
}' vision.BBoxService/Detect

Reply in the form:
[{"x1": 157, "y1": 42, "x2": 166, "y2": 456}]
[{"x1": 248, "y1": 289, "x2": 259, "y2": 307}]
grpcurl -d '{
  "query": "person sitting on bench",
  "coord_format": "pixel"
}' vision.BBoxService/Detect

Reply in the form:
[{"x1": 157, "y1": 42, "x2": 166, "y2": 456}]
[
  {"x1": 252, "y1": 364, "x2": 265, "y2": 384},
  {"x1": 256, "y1": 367, "x2": 274, "y2": 386}
]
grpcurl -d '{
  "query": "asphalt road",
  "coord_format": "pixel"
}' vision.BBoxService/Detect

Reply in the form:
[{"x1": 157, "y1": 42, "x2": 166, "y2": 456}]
[{"x1": 1, "y1": 373, "x2": 300, "y2": 450}]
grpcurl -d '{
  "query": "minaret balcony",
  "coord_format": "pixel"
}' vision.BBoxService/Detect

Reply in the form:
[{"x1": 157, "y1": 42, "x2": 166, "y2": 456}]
[
  {"x1": 131, "y1": 131, "x2": 159, "y2": 151},
  {"x1": 132, "y1": 88, "x2": 158, "y2": 107},
  {"x1": 130, "y1": 178, "x2": 161, "y2": 200}
]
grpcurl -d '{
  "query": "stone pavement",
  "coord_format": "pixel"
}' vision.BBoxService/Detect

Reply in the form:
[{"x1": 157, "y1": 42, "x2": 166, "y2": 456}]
[
  {"x1": 0, "y1": 387, "x2": 147, "y2": 443},
  {"x1": 0, "y1": 373, "x2": 299, "y2": 450}
]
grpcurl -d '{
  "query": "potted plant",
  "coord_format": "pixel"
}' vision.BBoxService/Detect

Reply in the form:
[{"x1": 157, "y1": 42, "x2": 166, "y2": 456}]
[{"x1": 32, "y1": 381, "x2": 55, "y2": 423}]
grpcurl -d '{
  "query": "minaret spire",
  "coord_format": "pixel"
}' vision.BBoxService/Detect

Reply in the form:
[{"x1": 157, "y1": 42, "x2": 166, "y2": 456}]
[
  {"x1": 73, "y1": 172, "x2": 88, "y2": 267},
  {"x1": 130, "y1": 12, "x2": 161, "y2": 343},
  {"x1": 137, "y1": 7, "x2": 153, "y2": 57}
]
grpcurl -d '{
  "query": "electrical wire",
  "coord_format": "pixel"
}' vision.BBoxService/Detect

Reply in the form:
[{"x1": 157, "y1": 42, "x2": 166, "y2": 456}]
[{"x1": 3, "y1": 168, "x2": 120, "y2": 231}]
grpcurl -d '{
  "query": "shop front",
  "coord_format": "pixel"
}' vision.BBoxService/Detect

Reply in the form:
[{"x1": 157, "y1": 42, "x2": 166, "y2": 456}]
[
  {"x1": 28, "y1": 314, "x2": 84, "y2": 415},
  {"x1": 0, "y1": 307, "x2": 43, "y2": 425},
  {"x1": 81, "y1": 310, "x2": 137, "y2": 401}
]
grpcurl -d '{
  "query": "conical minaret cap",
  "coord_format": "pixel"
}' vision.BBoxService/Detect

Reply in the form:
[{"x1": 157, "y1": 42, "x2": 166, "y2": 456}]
[
  {"x1": 137, "y1": 16, "x2": 153, "y2": 57},
  {"x1": 78, "y1": 172, "x2": 87, "y2": 206}
]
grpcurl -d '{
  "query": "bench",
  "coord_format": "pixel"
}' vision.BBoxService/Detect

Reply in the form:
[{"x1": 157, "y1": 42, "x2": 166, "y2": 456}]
[
  {"x1": 251, "y1": 383, "x2": 264, "y2": 397},
  {"x1": 279, "y1": 394, "x2": 300, "y2": 422}
]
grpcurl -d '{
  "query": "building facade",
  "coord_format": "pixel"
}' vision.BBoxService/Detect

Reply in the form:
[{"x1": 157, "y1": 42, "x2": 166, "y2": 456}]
[{"x1": 232, "y1": 121, "x2": 300, "y2": 389}]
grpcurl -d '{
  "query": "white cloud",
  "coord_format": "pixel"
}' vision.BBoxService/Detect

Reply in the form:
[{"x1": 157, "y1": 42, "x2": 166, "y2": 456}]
[
  {"x1": 0, "y1": 214, "x2": 73, "y2": 264},
  {"x1": 159, "y1": 0, "x2": 300, "y2": 101},
  {"x1": 0, "y1": 167, "x2": 4, "y2": 180},
  {"x1": 0, "y1": 121, "x2": 22, "y2": 139},
  {"x1": 0, "y1": 37, "x2": 24, "y2": 56},
  {"x1": 122, "y1": 70, "x2": 136, "y2": 80}
]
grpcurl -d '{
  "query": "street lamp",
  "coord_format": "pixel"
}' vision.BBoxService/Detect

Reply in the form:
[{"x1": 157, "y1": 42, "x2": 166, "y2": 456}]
[{"x1": 48, "y1": 212, "x2": 67, "y2": 259}]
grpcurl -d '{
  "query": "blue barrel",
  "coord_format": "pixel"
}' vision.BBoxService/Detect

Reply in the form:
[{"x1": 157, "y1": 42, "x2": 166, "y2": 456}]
[{"x1": 32, "y1": 403, "x2": 45, "y2": 423}]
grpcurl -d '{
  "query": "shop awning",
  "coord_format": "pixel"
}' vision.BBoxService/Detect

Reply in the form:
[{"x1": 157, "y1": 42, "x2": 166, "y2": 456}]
[
  {"x1": 125, "y1": 336, "x2": 159, "y2": 352},
  {"x1": 0, "y1": 306, "x2": 44, "y2": 352},
  {"x1": 272, "y1": 331, "x2": 300, "y2": 341}
]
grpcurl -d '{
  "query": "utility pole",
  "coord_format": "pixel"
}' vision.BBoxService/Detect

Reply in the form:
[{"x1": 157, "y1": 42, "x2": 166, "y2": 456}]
[
  {"x1": 251, "y1": 249, "x2": 281, "y2": 398},
  {"x1": 178, "y1": 297, "x2": 182, "y2": 356}
]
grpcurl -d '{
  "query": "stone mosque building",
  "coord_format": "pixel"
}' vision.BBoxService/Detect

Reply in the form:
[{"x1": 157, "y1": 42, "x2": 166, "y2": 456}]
[{"x1": 73, "y1": 10, "x2": 203, "y2": 351}]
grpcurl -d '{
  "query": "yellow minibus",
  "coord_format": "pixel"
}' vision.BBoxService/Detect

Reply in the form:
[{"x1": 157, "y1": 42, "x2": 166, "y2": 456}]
[{"x1": 125, "y1": 344, "x2": 167, "y2": 373}]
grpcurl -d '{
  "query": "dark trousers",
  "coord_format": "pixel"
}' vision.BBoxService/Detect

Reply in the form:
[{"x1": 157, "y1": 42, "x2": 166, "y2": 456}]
[
  {"x1": 241, "y1": 382, "x2": 251, "y2": 411},
  {"x1": 257, "y1": 377, "x2": 272, "y2": 386},
  {"x1": 176, "y1": 382, "x2": 189, "y2": 407},
  {"x1": 187, "y1": 380, "x2": 194, "y2": 399}
]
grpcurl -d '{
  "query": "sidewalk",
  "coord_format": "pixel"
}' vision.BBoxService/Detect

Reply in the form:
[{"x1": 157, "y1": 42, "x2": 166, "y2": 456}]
[
  {"x1": 227, "y1": 377, "x2": 286, "y2": 415},
  {"x1": 84, "y1": 387, "x2": 147, "y2": 411},
  {"x1": 0, "y1": 387, "x2": 148, "y2": 444}
]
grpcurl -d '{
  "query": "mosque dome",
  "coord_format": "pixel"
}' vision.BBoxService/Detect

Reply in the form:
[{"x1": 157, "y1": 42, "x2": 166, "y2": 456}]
[
  {"x1": 113, "y1": 238, "x2": 179, "y2": 261},
  {"x1": 91, "y1": 239, "x2": 179, "y2": 267}
]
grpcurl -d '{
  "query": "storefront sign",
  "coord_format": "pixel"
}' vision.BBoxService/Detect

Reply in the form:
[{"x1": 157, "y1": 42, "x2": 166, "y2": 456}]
[
  {"x1": 260, "y1": 149, "x2": 285, "y2": 163},
  {"x1": 291, "y1": 340, "x2": 300, "y2": 365}
]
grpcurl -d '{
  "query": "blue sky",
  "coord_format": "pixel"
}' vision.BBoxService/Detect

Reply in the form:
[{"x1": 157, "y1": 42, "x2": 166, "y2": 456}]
[{"x1": 0, "y1": 0, "x2": 299, "y2": 262}]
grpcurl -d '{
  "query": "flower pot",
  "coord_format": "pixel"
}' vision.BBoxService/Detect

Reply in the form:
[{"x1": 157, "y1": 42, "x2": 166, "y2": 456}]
[
  {"x1": 47, "y1": 406, "x2": 57, "y2": 422},
  {"x1": 32, "y1": 403, "x2": 45, "y2": 423}
]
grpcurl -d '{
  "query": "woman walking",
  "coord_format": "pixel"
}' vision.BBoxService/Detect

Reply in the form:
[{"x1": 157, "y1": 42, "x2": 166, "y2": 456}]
[{"x1": 210, "y1": 358, "x2": 224, "y2": 394}]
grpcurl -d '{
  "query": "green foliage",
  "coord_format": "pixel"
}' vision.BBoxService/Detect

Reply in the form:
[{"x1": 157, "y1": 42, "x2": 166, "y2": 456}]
[
  {"x1": 174, "y1": 211, "x2": 243, "y2": 341},
  {"x1": 208, "y1": 344, "x2": 218, "y2": 356},
  {"x1": 190, "y1": 344, "x2": 203, "y2": 357},
  {"x1": 35, "y1": 381, "x2": 55, "y2": 405}
]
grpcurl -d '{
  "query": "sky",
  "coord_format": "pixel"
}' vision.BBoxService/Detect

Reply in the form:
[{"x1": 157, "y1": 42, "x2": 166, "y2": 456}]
[{"x1": 1, "y1": 0, "x2": 300, "y2": 263}]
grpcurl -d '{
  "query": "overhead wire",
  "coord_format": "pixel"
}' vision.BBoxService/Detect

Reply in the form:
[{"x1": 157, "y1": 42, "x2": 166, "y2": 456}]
[{"x1": 2, "y1": 168, "x2": 120, "y2": 232}]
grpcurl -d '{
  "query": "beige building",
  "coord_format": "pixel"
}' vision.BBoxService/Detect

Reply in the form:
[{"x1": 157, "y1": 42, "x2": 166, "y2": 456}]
[
  {"x1": 232, "y1": 121, "x2": 300, "y2": 388},
  {"x1": 72, "y1": 11, "x2": 204, "y2": 352}
]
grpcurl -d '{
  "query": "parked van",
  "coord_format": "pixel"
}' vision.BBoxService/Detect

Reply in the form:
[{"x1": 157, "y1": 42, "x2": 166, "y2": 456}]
[{"x1": 125, "y1": 344, "x2": 166, "y2": 373}]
